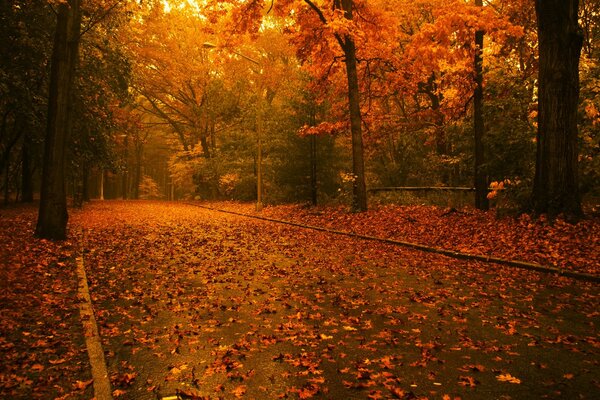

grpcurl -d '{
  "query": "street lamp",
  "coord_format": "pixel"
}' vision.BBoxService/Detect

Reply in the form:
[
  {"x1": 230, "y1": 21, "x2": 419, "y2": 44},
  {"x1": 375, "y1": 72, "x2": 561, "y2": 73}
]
[{"x1": 202, "y1": 42, "x2": 264, "y2": 211}]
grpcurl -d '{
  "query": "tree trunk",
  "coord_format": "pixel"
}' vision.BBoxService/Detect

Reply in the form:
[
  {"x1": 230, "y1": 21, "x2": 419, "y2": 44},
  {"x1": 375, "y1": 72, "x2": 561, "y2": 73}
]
[
  {"x1": 21, "y1": 133, "x2": 34, "y2": 203},
  {"x1": 3, "y1": 163, "x2": 9, "y2": 205},
  {"x1": 340, "y1": 0, "x2": 367, "y2": 212},
  {"x1": 303, "y1": 0, "x2": 367, "y2": 211},
  {"x1": 532, "y1": 0, "x2": 583, "y2": 219},
  {"x1": 99, "y1": 170, "x2": 105, "y2": 200},
  {"x1": 310, "y1": 134, "x2": 317, "y2": 206},
  {"x1": 122, "y1": 133, "x2": 129, "y2": 199},
  {"x1": 256, "y1": 102, "x2": 263, "y2": 211},
  {"x1": 134, "y1": 147, "x2": 142, "y2": 199},
  {"x1": 82, "y1": 162, "x2": 90, "y2": 202},
  {"x1": 474, "y1": 0, "x2": 489, "y2": 210},
  {"x1": 36, "y1": 0, "x2": 81, "y2": 239},
  {"x1": 73, "y1": 168, "x2": 83, "y2": 208}
]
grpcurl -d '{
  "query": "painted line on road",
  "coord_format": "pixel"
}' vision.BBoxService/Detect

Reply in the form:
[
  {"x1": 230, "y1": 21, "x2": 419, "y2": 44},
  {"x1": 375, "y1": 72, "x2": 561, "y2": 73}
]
[
  {"x1": 76, "y1": 230, "x2": 113, "y2": 400},
  {"x1": 188, "y1": 202, "x2": 599, "y2": 283}
]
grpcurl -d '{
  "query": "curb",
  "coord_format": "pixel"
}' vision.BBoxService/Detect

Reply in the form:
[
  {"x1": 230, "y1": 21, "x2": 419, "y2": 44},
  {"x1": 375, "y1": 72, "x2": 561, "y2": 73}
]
[
  {"x1": 188, "y1": 202, "x2": 600, "y2": 283},
  {"x1": 76, "y1": 230, "x2": 113, "y2": 400}
]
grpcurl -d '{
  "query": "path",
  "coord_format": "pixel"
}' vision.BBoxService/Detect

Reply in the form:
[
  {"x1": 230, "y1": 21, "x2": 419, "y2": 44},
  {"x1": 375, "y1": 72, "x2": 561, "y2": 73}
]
[{"x1": 70, "y1": 201, "x2": 599, "y2": 399}]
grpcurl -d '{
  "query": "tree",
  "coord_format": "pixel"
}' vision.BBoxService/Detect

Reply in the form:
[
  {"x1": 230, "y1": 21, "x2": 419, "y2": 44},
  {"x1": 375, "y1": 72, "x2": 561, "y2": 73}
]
[
  {"x1": 0, "y1": 1, "x2": 53, "y2": 205},
  {"x1": 36, "y1": 0, "x2": 82, "y2": 239},
  {"x1": 532, "y1": 0, "x2": 583, "y2": 219},
  {"x1": 298, "y1": 0, "x2": 367, "y2": 211},
  {"x1": 473, "y1": 0, "x2": 488, "y2": 210}
]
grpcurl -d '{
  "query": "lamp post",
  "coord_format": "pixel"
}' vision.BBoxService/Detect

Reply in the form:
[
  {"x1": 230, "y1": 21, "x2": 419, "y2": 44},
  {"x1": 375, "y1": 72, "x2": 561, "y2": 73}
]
[{"x1": 202, "y1": 42, "x2": 264, "y2": 211}]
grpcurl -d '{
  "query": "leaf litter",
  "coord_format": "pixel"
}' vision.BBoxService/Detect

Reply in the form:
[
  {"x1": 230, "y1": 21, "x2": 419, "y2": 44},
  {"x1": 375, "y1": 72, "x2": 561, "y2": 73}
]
[{"x1": 67, "y1": 201, "x2": 599, "y2": 399}]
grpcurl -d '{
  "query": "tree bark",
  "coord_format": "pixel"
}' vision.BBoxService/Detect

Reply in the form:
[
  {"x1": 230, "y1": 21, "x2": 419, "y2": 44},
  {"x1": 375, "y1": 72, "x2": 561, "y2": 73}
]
[
  {"x1": 310, "y1": 134, "x2": 317, "y2": 206},
  {"x1": 474, "y1": 0, "x2": 488, "y2": 210},
  {"x1": 532, "y1": 0, "x2": 583, "y2": 219},
  {"x1": 99, "y1": 169, "x2": 105, "y2": 200},
  {"x1": 122, "y1": 133, "x2": 129, "y2": 199},
  {"x1": 36, "y1": 0, "x2": 81, "y2": 239},
  {"x1": 82, "y1": 162, "x2": 90, "y2": 202},
  {"x1": 303, "y1": 0, "x2": 367, "y2": 211},
  {"x1": 340, "y1": 0, "x2": 367, "y2": 212},
  {"x1": 21, "y1": 132, "x2": 34, "y2": 203},
  {"x1": 134, "y1": 146, "x2": 142, "y2": 199}
]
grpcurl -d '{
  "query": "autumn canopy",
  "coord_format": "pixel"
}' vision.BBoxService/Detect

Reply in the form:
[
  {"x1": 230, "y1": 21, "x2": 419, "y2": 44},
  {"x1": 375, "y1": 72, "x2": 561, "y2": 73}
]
[{"x1": 0, "y1": 0, "x2": 598, "y2": 236}]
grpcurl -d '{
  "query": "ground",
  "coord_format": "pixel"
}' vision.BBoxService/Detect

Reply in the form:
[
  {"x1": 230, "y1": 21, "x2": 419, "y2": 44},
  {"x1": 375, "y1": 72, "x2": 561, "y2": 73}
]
[{"x1": 1, "y1": 201, "x2": 599, "y2": 399}]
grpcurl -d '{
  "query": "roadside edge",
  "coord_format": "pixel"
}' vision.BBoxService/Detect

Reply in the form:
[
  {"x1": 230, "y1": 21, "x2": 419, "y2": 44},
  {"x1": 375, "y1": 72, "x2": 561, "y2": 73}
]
[{"x1": 76, "y1": 230, "x2": 113, "y2": 400}]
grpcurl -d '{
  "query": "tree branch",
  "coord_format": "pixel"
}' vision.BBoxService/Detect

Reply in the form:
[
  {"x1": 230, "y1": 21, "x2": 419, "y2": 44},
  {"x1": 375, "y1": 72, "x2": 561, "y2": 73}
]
[
  {"x1": 303, "y1": 0, "x2": 346, "y2": 50},
  {"x1": 79, "y1": 0, "x2": 124, "y2": 39}
]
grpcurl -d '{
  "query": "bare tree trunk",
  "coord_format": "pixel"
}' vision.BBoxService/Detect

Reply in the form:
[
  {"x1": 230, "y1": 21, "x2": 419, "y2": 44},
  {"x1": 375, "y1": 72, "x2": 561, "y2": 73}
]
[
  {"x1": 474, "y1": 0, "x2": 489, "y2": 210},
  {"x1": 99, "y1": 170, "x2": 104, "y2": 200},
  {"x1": 303, "y1": 0, "x2": 367, "y2": 211},
  {"x1": 36, "y1": 0, "x2": 81, "y2": 239},
  {"x1": 134, "y1": 146, "x2": 142, "y2": 199},
  {"x1": 310, "y1": 134, "x2": 317, "y2": 206},
  {"x1": 532, "y1": 0, "x2": 583, "y2": 220},
  {"x1": 340, "y1": 0, "x2": 367, "y2": 212},
  {"x1": 82, "y1": 162, "x2": 90, "y2": 202},
  {"x1": 122, "y1": 133, "x2": 129, "y2": 199},
  {"x1": 3, "y1": 163, "x2": 9, "y2": 205},
  {"x1": 21, "y1": 132, "x2": 34, "y2": 203}
]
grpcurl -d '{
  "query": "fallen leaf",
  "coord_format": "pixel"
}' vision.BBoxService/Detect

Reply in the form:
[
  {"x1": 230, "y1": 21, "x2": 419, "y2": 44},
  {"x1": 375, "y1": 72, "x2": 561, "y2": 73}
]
[
  {"x1": 496, "y1": 373, "x2": 521, "y2": 384},
  {"x1": 72, "y1": 379, "x2": 93, "y2": 390}
]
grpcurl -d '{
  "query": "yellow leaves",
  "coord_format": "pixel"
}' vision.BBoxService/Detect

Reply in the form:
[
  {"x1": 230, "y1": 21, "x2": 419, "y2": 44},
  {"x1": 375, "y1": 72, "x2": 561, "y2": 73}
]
[
  {"x1": 378, "y1": 356, "x2": 395, "y2": 369},
  {"x1": 528, "y1": 109, "x2": 538, "y2": 120},
  {"x1": 489, "y1": 180, "x2": 504, "y2": 190},
  {"x1": 584, "y1": 102, "x2": 600, "y2": 125},
  {"x1": 443, "y1": 395, "x2": 462, "y2": 400},
  {"x1": 231, "y1": 385, "x2": 247, "y2": 398},
  {"x1": 496, "y1": 373, "x2": 521, "y2": 384},
  {"x1": 487, "y1": 179, "x2": 513, "y2": 199},
  {"x1": 169, "y1": 364, "x2": 188, "y2": 375},
  {"x1": 298, "y1": 121, "x2": 347, "y2": 137},
  {"x1": 72, "y1": 379, "x2": 93, "y2": 390},
  {"x1": 308, "y1": 376, "x2": 325, "y2": 385},
  {"x1": 458, "y1": 375, "x2": 478, "y2": 387},
  {"x1": 585, "y1": 103, "x2": 599, "y2": 118}
]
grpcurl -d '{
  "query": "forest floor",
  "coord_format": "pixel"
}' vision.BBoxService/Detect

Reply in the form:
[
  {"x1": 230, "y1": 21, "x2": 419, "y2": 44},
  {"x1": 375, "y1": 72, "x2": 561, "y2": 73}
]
[{"x1": 1, "y1": 200, "x2": 599, "y2": 399}]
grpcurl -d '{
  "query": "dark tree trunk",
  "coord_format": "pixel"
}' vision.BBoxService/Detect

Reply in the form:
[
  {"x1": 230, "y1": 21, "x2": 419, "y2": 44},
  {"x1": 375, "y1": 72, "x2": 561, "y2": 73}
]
[
  {"x1": 133, "y1": 147, "x2": 142, "y2": 199},
  {"x1": 200, "y1": 135, "x2": 211, "y2": 159},
  {"x1": 419, "y1": 74, "x2": 450, "y2": 184},
  {"x1": 474, "y1": 0, "x2": 489, "y2": 210},
  {"x1": 340, "y1": 0, "x2": 367, "y2": 212},
  {"x1": 73, "y1": 168, "x2": 83, "y2": 208},
  {"x1": 3, "y1": 163, "x2": 9, "y2": 205},
  {"x1": 310, "y1": 134, "x2": 317, "y2": 206},
  {"x1": 532, "y1": 0, "x2": 583, "y2": 219},
  {"x1": 122, "y1": 133, "x2": 129, "y2": 199},
  {"x1": 36, "y1": 0, "x2": 81, "y2": 239},
  {"x1": 303, "y1": 0, "x2": 367, "y2": 211},
  {"x1": 21, "y1": 133, "x2": 34, "y2": 202},
  {"x1": 82, "y1": 162, "x2": 90, "y2": 202}
]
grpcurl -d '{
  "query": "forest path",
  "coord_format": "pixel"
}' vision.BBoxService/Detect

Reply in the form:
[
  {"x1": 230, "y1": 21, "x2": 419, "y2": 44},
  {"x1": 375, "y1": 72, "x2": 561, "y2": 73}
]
[{"x1": 69, "y1": 201, "x2": 599, "y2": 399}]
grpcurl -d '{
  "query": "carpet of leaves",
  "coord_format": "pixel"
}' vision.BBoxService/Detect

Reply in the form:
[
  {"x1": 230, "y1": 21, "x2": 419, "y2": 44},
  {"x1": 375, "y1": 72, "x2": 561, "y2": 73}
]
[
  {"x1": 209, "y1": 202, "x2": 600, "y2": 276},
  {"x1": 0, "y1": 206, "x2": 92, "y2": 399},
  {"x1": 1, "y1": 201, "x2": 598, "y2": 399},
  {"x1": 67, "y1": 201, "x2": 598, "y2": 400}
]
